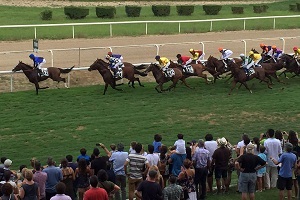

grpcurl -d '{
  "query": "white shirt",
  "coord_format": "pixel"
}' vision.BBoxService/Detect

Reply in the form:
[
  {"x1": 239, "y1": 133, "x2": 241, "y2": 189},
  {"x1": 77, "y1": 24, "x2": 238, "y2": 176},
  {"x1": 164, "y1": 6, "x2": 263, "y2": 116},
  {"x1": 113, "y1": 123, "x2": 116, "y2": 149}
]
[
  {"x1": 221, "y1": 49, "x2": 233, "y2": 60},
  {"x1": 146, "y1": 153, "x2": 160, "y2": 166},
  {"x1": 174, "y1": 139, "x2": 186, "y2": 154},
  {"x1": 264, "y1": 138, "x2": 282, "y2": 167},
  {"x1": 204, "y1": 141, "x2": 218, "y2": 159}
]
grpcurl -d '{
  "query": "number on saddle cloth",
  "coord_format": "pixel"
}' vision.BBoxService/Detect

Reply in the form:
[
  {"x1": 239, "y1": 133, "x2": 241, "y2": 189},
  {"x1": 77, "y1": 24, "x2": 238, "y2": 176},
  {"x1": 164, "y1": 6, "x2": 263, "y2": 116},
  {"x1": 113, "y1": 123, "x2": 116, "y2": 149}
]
[
  {"x1": 183, "y1": 65, "x2": 194, "y2": 74},
  {"x1": 165, "y1": 68, "x2": 175, "y2": 77}
]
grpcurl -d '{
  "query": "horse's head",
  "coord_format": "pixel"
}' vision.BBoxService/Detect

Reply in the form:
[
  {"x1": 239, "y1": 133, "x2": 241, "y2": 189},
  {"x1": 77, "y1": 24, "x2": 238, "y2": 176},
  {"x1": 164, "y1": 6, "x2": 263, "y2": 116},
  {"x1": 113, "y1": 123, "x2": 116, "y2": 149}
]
[
  {"x1": 251, "y1": 48, "x2": 259, "y2": 54},
  {"x1": 144, "y1": 63, "x2": 160, "y2": 73},
  {"x1": 206, "y1": 56, "x2": 218, "y2": 68},
  {"x1": 88, "y1": 59, "x2": 108, "y2": 71},
  {"x1": 12, "y1": 61, "x2": 31, "y2": 72}
]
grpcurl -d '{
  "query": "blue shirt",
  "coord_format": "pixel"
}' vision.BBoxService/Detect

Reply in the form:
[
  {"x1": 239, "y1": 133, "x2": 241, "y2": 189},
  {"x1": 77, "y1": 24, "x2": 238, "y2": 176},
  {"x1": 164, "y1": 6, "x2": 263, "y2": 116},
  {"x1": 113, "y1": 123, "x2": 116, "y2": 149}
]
[
  {"x1": 32, "y1": 56, "x2": 44, "y2": 67},
  {"x1": 112, "y1": 54, "x2": 122, "y2": 59},
  {"x1": 42, "y1": 166, "x2": 63, "y2": 193},
  {"x1": 153, "y1": 141, "x2": 162, "y2": 153},
  {"x1": 278, "y1": 152, "x2": 297, "y2": 178},
  {"x1": 109, "y1": 151, "x2": 128, "y2": 176},
  {"x1": 170, "y1": 153, "x2": 186, "y2": 177},
  {"x1": 77, "y1": 154, "x2": 90, "y2": 163},
  {"x1": 257, "y1": 153, "x2": 267, "y2": 174},
  {"x1": 192, "y1": 147, "x2": 210, "y2": 168}
]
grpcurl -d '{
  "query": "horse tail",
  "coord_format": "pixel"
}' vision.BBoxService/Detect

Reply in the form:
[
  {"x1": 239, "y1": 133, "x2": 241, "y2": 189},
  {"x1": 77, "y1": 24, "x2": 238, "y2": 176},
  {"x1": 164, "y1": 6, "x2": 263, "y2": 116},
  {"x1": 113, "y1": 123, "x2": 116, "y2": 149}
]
[
  {"x1": 59, "y1": 66, "x2": 74, "y2": 73},
  {"x1": 134, "y1": 64, "x2": 148, "y2": 70},
  {"x1": 134, "y1": 68, "x2": 147, "y2": 77}
]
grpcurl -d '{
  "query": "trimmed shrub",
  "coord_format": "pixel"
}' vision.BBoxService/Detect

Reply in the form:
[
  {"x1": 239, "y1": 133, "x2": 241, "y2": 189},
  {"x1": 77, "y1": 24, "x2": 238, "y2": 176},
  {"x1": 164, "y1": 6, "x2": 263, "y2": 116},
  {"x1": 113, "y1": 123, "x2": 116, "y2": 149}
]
[
  {"x1": 40, "y1": 9, "x2": 52, "y2": 20},
  {"x1": 125, "y1": 6, "x2": 142, "y2": 17},
  {"x1": 253, "y1": 5, "x2": 268, "y2": 13},
  {"x1": 297, "y1": 3, "x2": 300, "y2": 11},
  {"x1": 203, "y1": 5, "x2": 222, "y2": 15},
  {"x1": 176, "y1": 5, "x2": 194, "y2": 16},
  {"x1": 152, "y1": 5, "x2": 171, "y2": 17},
  {"x1": 96, "y1": 6, "x2": 116, "y2": 18},
  {"x1": 289, "y1": 4, "x2": 297, "y2": 11},
  {"x1": 231, "y1": 6, "x2": 244, "y2": 14},
  {"x1": 64, "y1": 6, "x2": 89, "y2": 19}
]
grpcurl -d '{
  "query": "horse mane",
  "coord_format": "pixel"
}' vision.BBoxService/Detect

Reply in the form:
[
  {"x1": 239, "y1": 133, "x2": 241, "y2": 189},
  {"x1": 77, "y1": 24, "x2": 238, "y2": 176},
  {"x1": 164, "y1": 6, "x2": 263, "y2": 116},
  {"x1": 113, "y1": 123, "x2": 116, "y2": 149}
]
[
  {"x1": 251, "y1": 48, "x2": 259, "y2": 54},
  {"x1": 19, "y1": 61, "x2": 33, "y2": 69}
]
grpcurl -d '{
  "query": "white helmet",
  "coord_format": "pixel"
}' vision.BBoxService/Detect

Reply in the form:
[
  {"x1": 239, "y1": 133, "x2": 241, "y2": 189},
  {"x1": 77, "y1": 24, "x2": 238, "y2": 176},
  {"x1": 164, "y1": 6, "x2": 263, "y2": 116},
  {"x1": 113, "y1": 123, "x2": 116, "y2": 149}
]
[{"x1": 240, "y1": 53, "x2": 245, "y2": 57}]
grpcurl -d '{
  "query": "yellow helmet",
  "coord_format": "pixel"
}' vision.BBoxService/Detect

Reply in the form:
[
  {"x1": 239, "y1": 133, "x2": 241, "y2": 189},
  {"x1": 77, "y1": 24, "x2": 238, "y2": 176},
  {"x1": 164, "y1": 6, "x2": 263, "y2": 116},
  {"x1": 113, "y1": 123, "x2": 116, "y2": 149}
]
[
  {"x1": 189, "y1": 48, "x2": 194, "y2": 52},
  {"x1": 249, "y1": 51, "x2": 254, "y2": 56}
]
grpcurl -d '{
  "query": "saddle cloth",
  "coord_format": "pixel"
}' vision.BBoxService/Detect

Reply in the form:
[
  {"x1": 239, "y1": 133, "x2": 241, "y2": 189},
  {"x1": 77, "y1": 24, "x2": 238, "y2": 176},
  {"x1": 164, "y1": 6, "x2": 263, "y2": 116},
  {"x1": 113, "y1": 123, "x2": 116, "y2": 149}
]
[
  {"x1": 39, "y1": 68, "x2": 49, "y2": 77},
  {"x1": 164, "y1": 68, "x2": 175, "y2": 78},
  {"x1": 183, "y1": 65, "x2": 194, "y2": 74},
  {"x1": 115, "y1": 66, "x2": 123, "y2": 79}
]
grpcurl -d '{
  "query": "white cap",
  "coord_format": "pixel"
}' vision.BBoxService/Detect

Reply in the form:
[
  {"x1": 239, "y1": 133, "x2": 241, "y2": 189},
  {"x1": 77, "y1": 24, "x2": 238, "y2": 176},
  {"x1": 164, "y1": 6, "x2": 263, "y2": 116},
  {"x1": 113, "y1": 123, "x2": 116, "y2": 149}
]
[
  {"x1": 4, "y1": 159, "x2": 12, "y2": 166},
  {"x1": 240, "y1": 53, "x2": 245, "y2": 57}
]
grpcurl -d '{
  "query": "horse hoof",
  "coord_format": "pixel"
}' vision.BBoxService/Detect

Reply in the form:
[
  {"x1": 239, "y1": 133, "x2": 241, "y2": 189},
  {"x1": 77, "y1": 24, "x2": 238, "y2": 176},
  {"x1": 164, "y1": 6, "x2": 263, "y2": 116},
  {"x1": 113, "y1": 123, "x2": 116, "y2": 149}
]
[
  {"x1": 250, "y1": 90, "x2": 253, "y2": 94},
  {"x1": 140, "y1": 85, "x2": 145, "y2": 87}
]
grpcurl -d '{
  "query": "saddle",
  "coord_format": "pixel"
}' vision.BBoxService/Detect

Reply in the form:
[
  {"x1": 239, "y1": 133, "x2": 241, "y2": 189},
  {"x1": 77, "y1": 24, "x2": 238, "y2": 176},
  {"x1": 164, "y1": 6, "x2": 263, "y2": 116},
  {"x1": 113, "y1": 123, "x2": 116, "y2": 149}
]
[{"x1": 37, "y1": 68, "x2": 49, "y2": 77}]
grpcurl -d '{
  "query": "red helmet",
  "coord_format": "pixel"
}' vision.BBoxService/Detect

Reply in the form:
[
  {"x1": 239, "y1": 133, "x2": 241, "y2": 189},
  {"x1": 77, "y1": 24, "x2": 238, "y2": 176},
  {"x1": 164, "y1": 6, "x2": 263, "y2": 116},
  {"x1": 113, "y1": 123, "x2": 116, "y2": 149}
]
[
  {"x1": 218, "y1": 47, "x2": 223, "y2": 52},
  {"x1": 293, "y1": 47, "x2": 298, "y2": 51},
  {"x1": 260, "y1": 43, "x2": 265, "y2": 48},
  {"x1": 272, "y1": 45, "x2": 276, "y2": 49},
  {"x1": 107, "y1": 52, "x2": 112, "y2": 56}
]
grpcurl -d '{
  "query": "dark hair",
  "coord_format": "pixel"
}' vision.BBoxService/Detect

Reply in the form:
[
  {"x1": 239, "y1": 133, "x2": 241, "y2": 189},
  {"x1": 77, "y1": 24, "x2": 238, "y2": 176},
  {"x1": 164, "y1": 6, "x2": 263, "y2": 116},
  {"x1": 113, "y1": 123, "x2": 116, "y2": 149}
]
[
  {"x1": 160, "y1": 145, "x2": 168, "y2": 160},
  {"x1": 148, "y1": 170, "x2": 157, "y2": 179},
  {"x1": 61, "y1": 158, "x2": 68, "y2": 168},
  {"x1": 97, "y1": 169, "x2": 108, "y2": 182},
  {"x1": 135, "y1": 143, "x2": 142, "y2": 153},
  {"x1": 243, "y1": 137, "x2": 251, "y2": 146},
  {"x1": 288, "y1": 130, "x2": 298, "y2": 147},
  {"x1": 177, "y1": 134, "x2": 184, "y2": 139},
  {"x1": 2, "y1": 183, "x2": 13, "y2": 195},
  {"x1": 205, "y1": 134, "x2": 213, "y2": 141},
  {"x1": 267, "y1": 129, "x2": 275, "y2": 138},
  {"x1": 252, "y1": 137, "x2": 260, "y2": 152},
  {"x1": 169, "y1": 175, "x2": 177, "y2": 184},
  {"x1": 90, "y1": 175, "x2": 98, "y2": 188},
  {"x1": 0, "y1": 157, "x2": 7, "y2": 164},
  {"x1": 66, "y1": 155, "x2": 73, "y2": 162},
  {"x1": 3, "y1": 170, "x2": 11, "y2": 182},
  {"x1": 242, "y1": 133, "x2": 248, "y2": 140},
  {"x1": 80, "y1": 148, "x2": 87, "y2": 155},
  {"x1": 275, "y1": 130, "x2": 283, "y2": 141},
  {"x1": 110, "y1": 144, "x2": 116, "y2": 151},
  {"x1": 130, "y1": 141, "x2": 137, "y2": 149},
  {"x1": 183, "y1": 159, "x2": 192, "y2": 169},
  {"x1": 78, "y1": 158, "x2": 87, "y2": 174},
  {"x1": 154, "y1": 134, "x2": 162, "y2": 142},
  {"x1": 56, "y1": 182, "x2": 66, "y2": 194},
  {"x1": 47, "y1": 157, "x2": 54, "y2": 166},
  {"x1": 19, "y1": 164, "x2": 27, "y2": 172},
  {"x1": 148, "y1": 144, "x2": 154, "y2": 154},
  {"x1": 35, "y1": 161, "x2": 41, "y2": 171},
  {"x1": 93, "y1": 148, "x2": 100, "y2": 157},
  {"x1": 259, "y1": 145, "x2": 266, "y2": 153}
]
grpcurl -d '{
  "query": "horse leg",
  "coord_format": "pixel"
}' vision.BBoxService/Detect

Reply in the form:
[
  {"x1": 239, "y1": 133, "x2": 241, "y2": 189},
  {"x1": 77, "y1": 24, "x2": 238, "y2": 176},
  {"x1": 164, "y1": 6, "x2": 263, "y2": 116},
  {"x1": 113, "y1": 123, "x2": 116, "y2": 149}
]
[
  {"x1": 155, "y1": 84, "x2": 162, "y2": 93},
  {"x1": 103, "y1": 83, "x2": 108, "y2": 95},
  {"x1": 228, "y1": 80, "x2": 237, "y2": 95},
  {"x1": 241, "y1": 82, "x2": 252, "y2": 94},
  {"x1": 131, "y1": 79, "x2": 135, "y2": 88},
  {"x1": 271, "y1": 73, "x2": 285, "y2": 84},
  {"x1": 34, "y1": 82, "x2": 39, "y2": 95},
  {"x1": 165, "y1": 79, "x2": 179, "y2": 91},
  {"x1": 136, "y1": 78, "x2": 144, "y2": 87},
  {"x1": 181, "y1": 78, "x2": 193, "y2": 89},
  {"x1": 225, "y1": 74, "x2": 233, "y2": 84}
]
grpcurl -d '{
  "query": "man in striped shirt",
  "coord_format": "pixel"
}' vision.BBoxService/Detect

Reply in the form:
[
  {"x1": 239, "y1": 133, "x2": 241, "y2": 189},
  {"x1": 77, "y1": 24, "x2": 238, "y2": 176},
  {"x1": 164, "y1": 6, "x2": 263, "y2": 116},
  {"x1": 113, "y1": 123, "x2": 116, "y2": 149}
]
[{"x1": 124, "y1": 143, "x2": 150, "y2": 200}]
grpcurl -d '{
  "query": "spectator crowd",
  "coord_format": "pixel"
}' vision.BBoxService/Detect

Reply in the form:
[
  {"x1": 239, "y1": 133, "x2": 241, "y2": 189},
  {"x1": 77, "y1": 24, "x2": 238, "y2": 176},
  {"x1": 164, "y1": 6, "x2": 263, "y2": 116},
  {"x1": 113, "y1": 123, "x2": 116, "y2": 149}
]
[{"x1": 0, "y1": 129, "x2": 299, "y2": 200}]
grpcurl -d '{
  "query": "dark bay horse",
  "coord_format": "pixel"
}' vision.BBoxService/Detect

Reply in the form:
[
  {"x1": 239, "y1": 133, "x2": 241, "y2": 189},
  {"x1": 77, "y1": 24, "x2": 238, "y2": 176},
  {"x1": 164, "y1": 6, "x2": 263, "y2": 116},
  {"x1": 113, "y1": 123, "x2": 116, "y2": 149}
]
[
  {"x1": 143, "y1": 63, "x2": 191, "y2": 93},
  {"x1": 12, "y1": 61, "x2": 74, "y2": 95},
  {"x1": 227, "y1": 62, "x2": 272, "y2": 95},
  {"x1": 205, "y1": 56, "x2": 231, "y2": 83},
  {"x1": 278, "y1": 54, "x2": 300, "y2": 78},
  {"x1": 261, "y1": 59, "x2": 285, "y2": 84}
]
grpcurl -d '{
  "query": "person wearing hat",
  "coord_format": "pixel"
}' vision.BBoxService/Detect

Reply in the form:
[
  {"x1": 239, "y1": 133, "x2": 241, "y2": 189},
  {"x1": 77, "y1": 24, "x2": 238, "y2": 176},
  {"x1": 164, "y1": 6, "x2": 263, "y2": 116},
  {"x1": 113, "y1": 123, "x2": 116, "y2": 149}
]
[
  {"x1": 235, "y1": 144, "x2": 267, "y2": 200},
  {"x1": 105, "y1": 54, "x2": 124, "y2": 79},
  {"x1": 240, "y1": 53, "x2": 255, "y2": 76},
  {"x1": 270, "y1": 142, "x2": 297, "y2": 200},
  {"x1": 218, "y1": 47, "x2": 233, "y2": 70},
  {"x1": 249, "y1": 50, "x2": 262, "y2": 68},
  {"x1": 189, "y1": 48, "x2": 205, "y2": 64},
  {"x1": 154, "y1": 55, "x2": 171, "y2": 77},
  {"x1": 176, "y1": 54, "x2": 193, "y2": 73},
  {"x1": 106, "y1": 51, "x2": 123, "y2": 61},
  {"x1": 259, "y1": 43, "x2": 272, "y2": 55},
  {"x1": 267, "y1": 45, "x2": 283, "y2": 62},
  {"x1": 212, "y1": 137, "x2": 231, "y2": 194}
]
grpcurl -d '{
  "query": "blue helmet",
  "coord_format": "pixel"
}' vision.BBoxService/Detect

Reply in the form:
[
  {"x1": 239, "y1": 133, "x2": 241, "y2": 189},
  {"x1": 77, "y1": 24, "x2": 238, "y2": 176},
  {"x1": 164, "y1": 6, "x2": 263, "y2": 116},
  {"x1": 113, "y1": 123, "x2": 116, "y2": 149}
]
[
  {"x1": 29, "y1": 54, "x2": 35, "y2": 59},
  {"x1": 155, "y1": 55, "x2": 160, "y2": 60}
]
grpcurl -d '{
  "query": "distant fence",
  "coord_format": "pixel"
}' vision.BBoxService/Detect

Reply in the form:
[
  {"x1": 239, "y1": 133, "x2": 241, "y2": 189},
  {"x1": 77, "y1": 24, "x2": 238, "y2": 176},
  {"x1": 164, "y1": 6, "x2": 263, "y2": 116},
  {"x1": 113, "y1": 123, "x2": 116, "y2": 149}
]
[{"x1": 0, "y1": 15, "x2": 299, "y2": 39}]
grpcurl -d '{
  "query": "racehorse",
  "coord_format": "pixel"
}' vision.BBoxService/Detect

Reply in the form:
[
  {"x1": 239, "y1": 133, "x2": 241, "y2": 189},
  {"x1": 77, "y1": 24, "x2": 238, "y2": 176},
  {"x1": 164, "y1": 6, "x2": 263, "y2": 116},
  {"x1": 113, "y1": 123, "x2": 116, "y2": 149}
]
[
  {"x1": 12, "y1": 61, "x2": 74, "y2": 95},
  {"x1": 251, "y1": 48, "x2": 276, "y2": 63},
  {"x1": 142, "y1": 63, "x2": 191, "y2": 93},
  {"x1": 261, "y1": 59, "x2": 285, "y2": 84},
  {"x1": 205, "y1": 56, "x2": 231, "y2": 83},
  {"x1": 227, "y1": 61, "x2": 272, "y2": 95},
  {"x1": 278, "y1": 54, "x2": 300, "y2": 78}
]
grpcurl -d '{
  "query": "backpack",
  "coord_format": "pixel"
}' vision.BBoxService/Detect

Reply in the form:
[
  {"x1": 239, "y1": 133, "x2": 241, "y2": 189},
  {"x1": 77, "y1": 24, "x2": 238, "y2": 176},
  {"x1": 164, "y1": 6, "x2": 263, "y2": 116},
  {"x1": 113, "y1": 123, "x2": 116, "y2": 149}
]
[{"x1": 0, "y1": 168, "x2": 5, "y2": 182}]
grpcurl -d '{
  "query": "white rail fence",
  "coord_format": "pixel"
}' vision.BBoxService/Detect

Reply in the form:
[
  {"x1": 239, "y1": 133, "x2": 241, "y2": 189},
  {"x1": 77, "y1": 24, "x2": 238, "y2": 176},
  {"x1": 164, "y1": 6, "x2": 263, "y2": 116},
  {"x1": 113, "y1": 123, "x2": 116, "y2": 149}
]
[
  {"x1": 1, "y1": 36, "x2": 299, "y2": 92},
  {"x1": 0, "y1": 15, "x2": 300, "y2": 39}
]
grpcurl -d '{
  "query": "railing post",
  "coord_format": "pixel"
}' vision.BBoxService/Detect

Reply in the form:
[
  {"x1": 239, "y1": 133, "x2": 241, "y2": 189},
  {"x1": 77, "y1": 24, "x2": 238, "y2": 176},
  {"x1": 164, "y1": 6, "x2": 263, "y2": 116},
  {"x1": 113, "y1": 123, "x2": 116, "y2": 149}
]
[
  {"x1": 110, "y1": 24, "x2": 112, "y2": 37},
  {"x1": 241, "y1": 40, "x2": 247, "y2": 55},
  {"x1": 78, "y1": 47, "x2": 81, "y2": 66},
  {"x1": 10, "y1": 74, "x2": 13, "y2": 92},
  {"x1": 210, "y1": 21, "x2": 213, "y2": 32},
  {"x1": 179, "y1": 22, "x2": 181, "y2": 33},
  {"x1": 280, "y1": 38, "x2": 285, "y2": 52},
  {"x1": 109, "y1": 47, "x2": 113, "y2": 52},
  {"x1": 244, "y1": 19, "x2": 246, "y2": 30},
  {"x1": 48, "y1": 50, "x2": 54, "y2": 67},
  {"x1": 273, "y1": 18, "x2": 276, "y2": 29},
  {"x1": 72, "y1": 26, "x2": 75, "y2": 39},
  {"x1": 155, "y1": 44, "x2": 159, "y2": 55},
  {"x1": 34, "y1": 27, "x2": 37, "y2": 39},
  {"x1": 200, "y1": 42, "x2": 205, "y2": 60},
  {"x1": 146, "y1": 23, "x2": 148, "y2": 35}
]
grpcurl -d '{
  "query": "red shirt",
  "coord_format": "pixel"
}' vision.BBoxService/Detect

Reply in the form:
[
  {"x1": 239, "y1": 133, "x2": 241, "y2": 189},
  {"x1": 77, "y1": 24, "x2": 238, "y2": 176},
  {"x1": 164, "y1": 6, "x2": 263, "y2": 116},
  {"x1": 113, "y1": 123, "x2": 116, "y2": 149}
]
[
  {"x1": 83, "y1": 187, "x2": 108, "y2": 200},
  {"x1": 194, "y1": 50, "x2": 203, "y2": 55},
  {"x1": 179, "y1": 56, "x2": 191, "y2": 65}
]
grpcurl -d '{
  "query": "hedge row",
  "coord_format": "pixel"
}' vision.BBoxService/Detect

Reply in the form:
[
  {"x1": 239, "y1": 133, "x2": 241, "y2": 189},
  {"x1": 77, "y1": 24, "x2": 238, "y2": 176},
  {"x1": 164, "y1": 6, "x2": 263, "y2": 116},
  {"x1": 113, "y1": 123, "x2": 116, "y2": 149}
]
[{"x1": 39, "y1": 4, "x2": 299, "y2": 20}]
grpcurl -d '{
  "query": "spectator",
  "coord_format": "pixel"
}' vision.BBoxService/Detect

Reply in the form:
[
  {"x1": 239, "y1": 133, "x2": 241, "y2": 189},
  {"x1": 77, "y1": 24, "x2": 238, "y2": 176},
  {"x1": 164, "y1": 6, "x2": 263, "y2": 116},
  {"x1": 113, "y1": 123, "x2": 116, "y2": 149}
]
[
  {"x1": 124, "y1": 142, "x2": 150, "y2": 200},
  {"x1": 187, "y1": 140, "x2": 196, "y2": 160},
  {"x1": 128, "y1": 141, "x2": 137, "y2": 154},
  {"x1": 33, "y1": 161, "x2": 47, "y2": 200},
  {"x1": 192, "y1": 139, "x2": 210, "y2": 200},
  {"x1": 77, "y1": 148, "x2": 90, "y2": 164},
  {"x1": 163, "y1": 175, "x2": 183, "y2": 200},
  {"x1": 90, "y1": 147, "x2": 108, "y2": 176},
  {"x1": 105, "y1": 162, "x2": 116, "y2": 184},
  {"x1": 257, "y1": 146, "x2": 267, "y2": 192},
  {"x1": 97, "y1": 169, "x2": 120, "y2": 200},
  {"x1": 236, "y1": 134, "x2": 248, "y2": 157},
  {"x1": 109, "y1": 144, "x2": 117, "y2": 154},
  {"x1": 158, "y1": 145, "x2": 170, "y2": 187},
  {"x1": 275, "y1": 130, "x2": 285, "y2": 149},
  {"x1": 83, "y1": 175, "x2": 108, "y2": 200},
  {"x1": 66, "y1": 155, "x2": 77, "y2": 172},
  {"x1": 0, "y1": 157, "x2": 7, "y2": 169},
  {"x1": 16, "y1": 165, "x2": 27, "y2": 182},
  {"x1": 252, "y1": 137, "x2": 260, "y2": 155},
  {"x1": 174, "y1": 133, "x2": 186, "y2": 155},
  {"x1": 60, "y1": 158, "x2": 75, "y2": 200},
  {"x1": 204, "y1": 133, "x2": 218, "y2": 193},
  {"x1": 288, "y1": 130, "x2": 300, "y2": 157},
  {"x1": 134, "y1": 170, "x2": 163, "y2": 200},
  {"x1": 3, "y1": 159, "x2": 16, "y2": 178},
  {"x1": 153, "y1": 134, "x2": 162, "y2": 153},
  {"x1": 264, "y1": 128, "x2": 282, "y2": 189},
  {"x1": 0, "y1": 183, "x2": 18, "y2": 200},
  {"x1": 148, "y1": 165, "x2": 164, "y2": 189},
  {"x1": 0, "y1": 170, "x2": 18, "y2": 195},
  {"x1": 146, "y1": 144, "x2": 160, "y2": 166},
  {"x1": 50, "y1": 182, "x2": 72, "y2": 200},
  {"x1": 19, "y1": 170, "x2": 40, "y2": 200},
  {"x1": 42, "y1": 157, "x2": 63, "y2": 200},
  {"x1": 178, "y1": 159, "x2": 196, "y2": 200},
  {"x1": 271, "y1": 142, "x2": 297, "y2": 200},
  {"x1": 75, "y1": 158, "x2": 91, "y2": 200},
  {"x1": 168, "y1": 147, "x2": 185, "y2": 177},
  {"x1": 235, "y1": 144, "x2": 266, "y2": 200},
  {"x1": 212, "y1": 137, "x2": 231, "y2": 194}
]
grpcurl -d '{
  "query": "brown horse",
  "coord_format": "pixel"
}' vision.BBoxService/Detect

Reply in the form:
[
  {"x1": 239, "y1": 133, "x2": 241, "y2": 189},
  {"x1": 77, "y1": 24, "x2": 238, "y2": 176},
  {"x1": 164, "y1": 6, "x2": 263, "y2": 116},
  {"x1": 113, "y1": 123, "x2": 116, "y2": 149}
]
[
  {"x1": 143, "y1": 63, "x2": 191, "y2": 93},
  {"x1": 227, "y1": 61, "x2": 272, "y2": 95},
  {"x1": 12, "y1": 61, "x2": 74, "y2": 95},
  {"x1": 278, "y1": 54, "x2": 300, "y2": 78},
  {"x1": 205, "y1": 56, "x2": 232, "y2": 83},
  {"x1": 261, "y1": 59, "x2": 285, "y2": 84}
]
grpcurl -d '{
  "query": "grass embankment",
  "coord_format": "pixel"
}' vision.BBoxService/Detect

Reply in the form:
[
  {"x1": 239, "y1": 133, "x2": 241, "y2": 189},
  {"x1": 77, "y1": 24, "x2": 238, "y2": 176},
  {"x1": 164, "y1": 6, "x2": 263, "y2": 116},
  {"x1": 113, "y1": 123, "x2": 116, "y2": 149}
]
[{"x1": 0, "y1": 0, "x2": 299, "y2": 40}]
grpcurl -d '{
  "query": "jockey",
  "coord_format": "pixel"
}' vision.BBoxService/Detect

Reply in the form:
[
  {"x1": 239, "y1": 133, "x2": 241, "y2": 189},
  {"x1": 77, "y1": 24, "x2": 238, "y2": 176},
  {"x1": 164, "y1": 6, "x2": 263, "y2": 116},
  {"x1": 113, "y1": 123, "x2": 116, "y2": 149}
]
[
  {"x1": 176, "y1": 54, "x2": 192, "y2": 69},
  {"x1": 293, "y1": 46, "x2": 300, "y2": 59},
  {"x1": 155, "y1": 55, "x2": 170, "y2": 76},
  {"x1": 107, "y1": 51, "x2": 123, "y2": 60},
  {"x1": 260, "y1": 43, "x2": 272, "y2": 55},
  {"x1": 189, "y1": 48, "x2": 205, "y2": 64},
  {"x1": 249, "y1": 51, "x2": 262, "y2": 67},
  {"x1": 29, "y1": 54, "x2": 46, "y2": 75},
  {"x1": 240, "y1": 53, "x2": 254, "y2": 75},
  {"x1": 269, "y1": 45, "x2": 283, "y2": 61},
  {"x1": 106, "y1": 54, "x2": 124, "y2": 78},
  {"x1": 218, "y1": 47, "x2": 233, "y2": 70}
]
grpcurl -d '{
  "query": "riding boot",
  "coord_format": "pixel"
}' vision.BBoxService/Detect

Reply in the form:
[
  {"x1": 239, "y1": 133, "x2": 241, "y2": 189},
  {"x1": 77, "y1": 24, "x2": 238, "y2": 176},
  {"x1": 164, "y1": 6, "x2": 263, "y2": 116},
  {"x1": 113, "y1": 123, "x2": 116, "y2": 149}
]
[{"x1": 37, "y1": 68, "x2": 43, "y2": 76}]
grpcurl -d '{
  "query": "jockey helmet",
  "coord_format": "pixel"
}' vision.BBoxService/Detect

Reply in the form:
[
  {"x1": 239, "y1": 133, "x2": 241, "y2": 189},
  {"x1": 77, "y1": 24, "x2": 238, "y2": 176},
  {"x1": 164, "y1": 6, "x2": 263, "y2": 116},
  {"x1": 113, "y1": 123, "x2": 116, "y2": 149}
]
[
  {"x1": 218, "y1": 47, "x2": 223, "y2": 52},
  {"x1": 239, "y1": 53, "x2": 245, "y2": 58},
  {"x1": 155, "y1": 55, "x2": 160, "y2": 60},
  {"x1": 249, "y1": 51, "x2": 254, "y2": 56},
  {"x1": 29, "y1": 54, "x2": 35, "y2": 59},
  {"x1": 189, "y1": 48, "x2": 194, "y2": 52},
  {"x1": 107, "y1": 52, "x2": 112, "y2": 56},
  {"x1": 176, "y1": 54, "x2": 181, "y2": 58},
  {"x1": 105, "y1": 55, "x2": 110, "y2": 60},
  {"x1": 260, "y1": 43, "x2": 265, "y2": 48},
  {"x1": 293, "y1": 47, "x2": 298, "y2": 51},
  {"x1": 272, "y1": 45, "x2": 276, "y2": 49}
]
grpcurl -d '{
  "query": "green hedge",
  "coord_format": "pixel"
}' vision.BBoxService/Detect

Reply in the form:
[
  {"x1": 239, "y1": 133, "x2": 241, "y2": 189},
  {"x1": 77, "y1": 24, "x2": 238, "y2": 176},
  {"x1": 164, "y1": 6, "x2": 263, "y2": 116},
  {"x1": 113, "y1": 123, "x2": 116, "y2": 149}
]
[
  {"x1": 96, "y1": 6, "x2": 116, "y2": 18},
  {"x1": 40, "y1": 9, "x2": 52, "y2": 20},
  {"x1": 64, "y1": 6, "x2": 89, "y2": 19},
  {"x1": 253, "y1": 5, "x2": 269, "y2": 13},
  {"x1": 289, "y1": 4, "x2": 297, "y2": 11},
  {"x1": 297, "y1": 3, "x2": 300, "y2": 11},
  {"x1": 125, "y1": 6, "x2": 142, "y2": 17},
  {"x1": 176, "y1": 5, "x2": 194, "y2": 16},
  {"x1": 203, "y1": 5, "x2": 222, "y2": 15},
  {"x1": 231, "y1": 6, "x2": 244, "y2": 14},
  {"x1": 152, "y1": 5, "x2": 171, "y2": 17}
]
